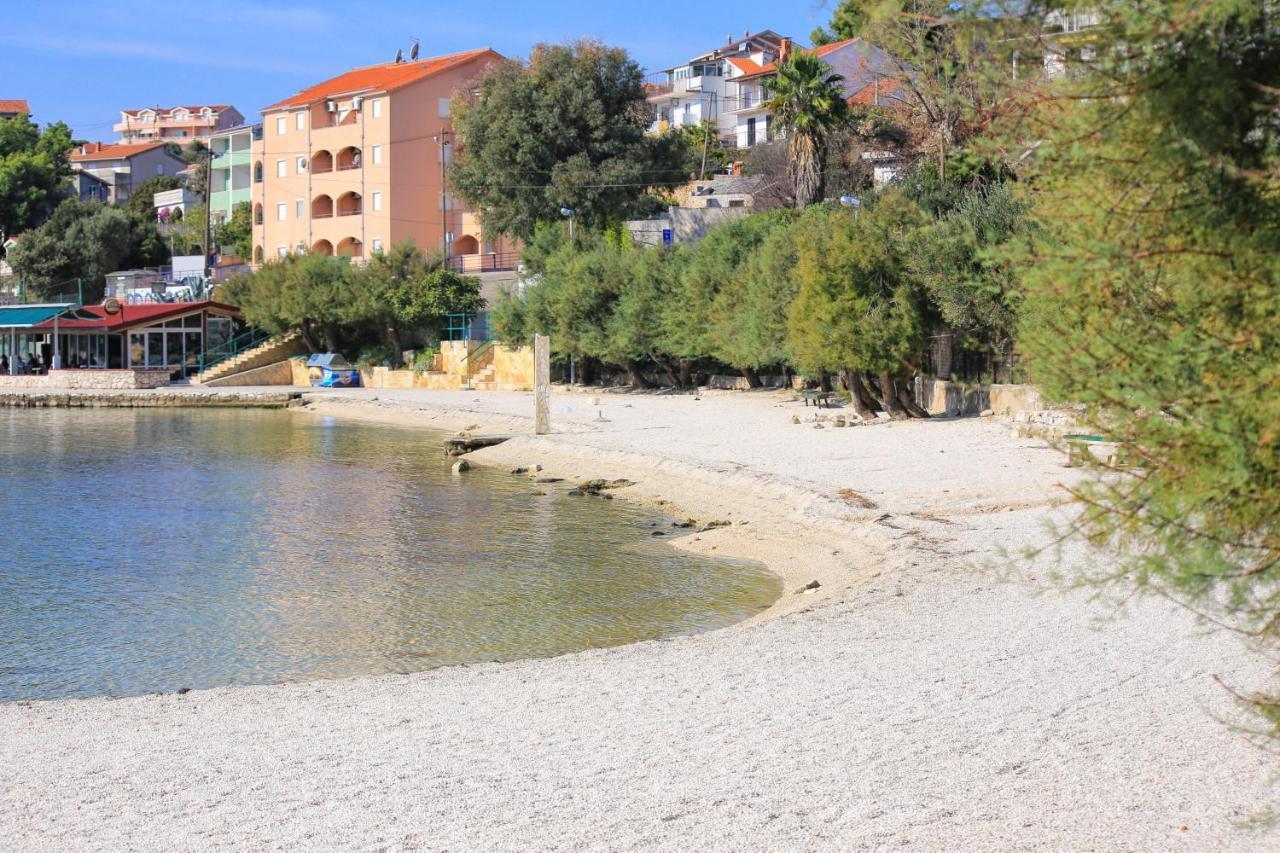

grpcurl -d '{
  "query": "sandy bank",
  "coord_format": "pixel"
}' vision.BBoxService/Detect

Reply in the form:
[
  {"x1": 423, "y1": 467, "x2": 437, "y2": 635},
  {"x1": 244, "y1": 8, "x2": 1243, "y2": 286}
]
[{"x1": 2, "y1": 387, "x2": 1277, "y2": 851}]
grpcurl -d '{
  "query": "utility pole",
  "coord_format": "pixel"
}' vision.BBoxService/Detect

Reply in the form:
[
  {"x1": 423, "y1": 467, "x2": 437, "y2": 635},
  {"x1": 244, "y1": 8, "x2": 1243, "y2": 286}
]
[
  {"x1": 203, "y1": 143, "x2": 213, "y2": 277},
  {"x1": 436, "y1": 128, "x2": 452, "y2": 258}
]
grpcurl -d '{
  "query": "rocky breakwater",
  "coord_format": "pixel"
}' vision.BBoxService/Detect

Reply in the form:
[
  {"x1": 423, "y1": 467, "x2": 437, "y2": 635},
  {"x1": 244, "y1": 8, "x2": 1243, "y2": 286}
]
[{"x1": 0, "y1": 388, "x2": 305, "y2": 408}]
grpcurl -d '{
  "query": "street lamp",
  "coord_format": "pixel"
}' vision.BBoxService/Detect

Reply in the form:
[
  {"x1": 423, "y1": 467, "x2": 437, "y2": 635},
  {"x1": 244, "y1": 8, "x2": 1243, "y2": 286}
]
[{"x1": 560, "y1": 207, "x2": 576, "y2": 242}]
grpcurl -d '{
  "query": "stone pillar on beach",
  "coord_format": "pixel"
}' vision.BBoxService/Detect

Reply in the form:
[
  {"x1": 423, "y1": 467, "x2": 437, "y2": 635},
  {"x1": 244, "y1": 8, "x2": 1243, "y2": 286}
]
[{"x1": 534, "y1": 334, "x2": 551, "y2": 435}]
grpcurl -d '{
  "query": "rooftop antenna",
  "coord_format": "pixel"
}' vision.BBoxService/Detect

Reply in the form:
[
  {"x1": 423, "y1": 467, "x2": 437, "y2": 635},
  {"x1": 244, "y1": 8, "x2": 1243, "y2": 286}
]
[
  {"x1": 395, "y1": 47, "x2": 404, "y2": 63},
  {"x1": 410, "y1": 38, "x2": 420, "y2": 61}
]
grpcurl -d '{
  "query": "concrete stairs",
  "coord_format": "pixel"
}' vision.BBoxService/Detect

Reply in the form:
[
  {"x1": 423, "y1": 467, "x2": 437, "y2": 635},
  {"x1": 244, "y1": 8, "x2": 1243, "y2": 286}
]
[{"x1": 196, "y1": 331, "x2": 306, "y2": 384}]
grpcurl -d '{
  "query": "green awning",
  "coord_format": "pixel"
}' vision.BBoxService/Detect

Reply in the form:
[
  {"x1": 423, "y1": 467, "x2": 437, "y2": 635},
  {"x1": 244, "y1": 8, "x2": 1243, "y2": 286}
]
[{"x1": 0, "y1": 304, "x2": 78, "y2": 329}]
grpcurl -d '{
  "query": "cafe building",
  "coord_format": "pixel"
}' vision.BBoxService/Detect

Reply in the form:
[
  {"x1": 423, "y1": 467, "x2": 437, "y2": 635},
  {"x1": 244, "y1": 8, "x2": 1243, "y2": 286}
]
[{"x1": 0, "y1": 300, "x2": 240, "y2": 385}]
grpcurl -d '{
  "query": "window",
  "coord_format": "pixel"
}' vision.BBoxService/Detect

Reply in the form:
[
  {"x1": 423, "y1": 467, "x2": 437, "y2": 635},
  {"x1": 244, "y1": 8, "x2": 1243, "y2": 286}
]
[
  {"x1": 371, "y1": 99, "x2": 382, "y2": 119},
  {"x1": 371, "y1": 144, "x2": 382, "y2": 165},
  {"x1": 296, "y1": 156, "x2": 306, "y2": 173},
  {"x1": 276, "y1": 160, "x2": 286, "y2": 178},
  {"x1": 372, "y1": 238, "x2": 383, "y2": 253},
  {"x1": 296, "y1": 199, "x2": 304, "y2": 218},
  {"x1": 438, "y1": 98, "x2": 450, "y2": 118},
  {"x1": 254, "y1": 162, "x2": 263, "y2": 183},
  {"x1": 372, "y1": 191, "x2": 382, "y2": 212},
  {"x1": 277, "y1": 246, "x2": 288, "y2": 257},
  {"x1": 276, "y1": 202, "x2": 286, "y2": 222},
  {"x1": 276, "y1": 116, "x2": 287, "y2": 135},
  {"x1": 295, "y1": 111, "x2": 305, "y2": 131}
]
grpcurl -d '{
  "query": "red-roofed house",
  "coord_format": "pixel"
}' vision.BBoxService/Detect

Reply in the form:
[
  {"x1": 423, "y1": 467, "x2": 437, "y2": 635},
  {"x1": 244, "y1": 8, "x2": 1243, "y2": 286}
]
[
  {"x1": 69, "y1": 142, "x2": 189, "y2": 205},
  {"x1": 114, "y1": 105, "x2": 245, "y2": 143},
  {"x1": 729, "y1": 37, "x2": 904, "y2": 148},
  {"x1": 645, "y1": 31, "x2": 787, "y2": 144},
  {"x1": 0, "y1": 99, "x2": 31, "y2": 121},
  {"x1": 251, "y1": 49, "x2": 516, "y2": 270}
]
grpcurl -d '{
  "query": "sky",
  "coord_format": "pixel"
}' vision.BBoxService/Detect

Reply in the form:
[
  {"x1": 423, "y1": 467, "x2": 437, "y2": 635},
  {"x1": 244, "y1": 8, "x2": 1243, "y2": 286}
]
[{"x1": 0, "y1": 1, "x2": 839, "y2": 139}]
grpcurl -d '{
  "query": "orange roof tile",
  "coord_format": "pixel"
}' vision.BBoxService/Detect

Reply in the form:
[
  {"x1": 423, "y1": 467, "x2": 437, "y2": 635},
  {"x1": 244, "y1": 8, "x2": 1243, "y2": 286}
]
[
  {"x1": 0, "y1": 99, "x2": 30, "y2": 114},
  {"x1": 848, "y1": 78, "x2": 909, "y2": 107},
  {"x1": 725, "y1": 57, "x2": 763, "y2": 75},
  {"x1": 69, "y1": 141, "x2": 169, "y2": 161},
  {"x1": 737, "y1": 37, "x2": 864, "y2": 80},
  {"x1": 264, "y1": 49, "x2": 501, "y2": 111},
  {"x1": 121, "y1": 105, "x2": 233, "y2": 117}
]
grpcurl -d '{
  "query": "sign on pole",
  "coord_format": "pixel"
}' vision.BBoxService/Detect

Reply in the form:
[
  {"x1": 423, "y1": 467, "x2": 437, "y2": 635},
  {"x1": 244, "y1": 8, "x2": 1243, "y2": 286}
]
[{"x1": 534, "y1": 334, "x2": 551, "y2": 435}]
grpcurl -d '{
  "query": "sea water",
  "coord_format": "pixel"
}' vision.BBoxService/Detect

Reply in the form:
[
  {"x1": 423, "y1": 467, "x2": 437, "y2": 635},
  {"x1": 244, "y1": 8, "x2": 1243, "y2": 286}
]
[{"x1": 0, "y1": 408, "x2": 779, "y2": 701}]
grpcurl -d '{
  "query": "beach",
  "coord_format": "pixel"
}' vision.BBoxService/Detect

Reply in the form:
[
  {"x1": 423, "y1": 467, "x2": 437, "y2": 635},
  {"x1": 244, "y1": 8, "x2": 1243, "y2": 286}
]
[{"x1": 2, "y1": 387, "x2": 1276, "y2": 850}]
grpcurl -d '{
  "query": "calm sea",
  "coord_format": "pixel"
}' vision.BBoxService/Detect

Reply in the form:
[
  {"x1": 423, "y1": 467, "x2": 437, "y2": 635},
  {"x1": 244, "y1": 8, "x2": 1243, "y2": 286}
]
[{"x1": 0, "y1": 408, "x2": 779, "y2": 701}]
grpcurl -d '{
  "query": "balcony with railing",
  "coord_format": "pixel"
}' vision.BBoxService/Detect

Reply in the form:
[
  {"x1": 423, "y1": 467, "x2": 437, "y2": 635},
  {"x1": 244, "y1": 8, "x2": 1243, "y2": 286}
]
[
  {"x1": 445, "y1": 251, "x2": 520, "y2": 274},
  {"x1": 336, "y1": 146, "x2": 362, "y2": 171},
  {"x1": 312, "y1": 195, "x2": 334, "y2": 219},
  {"x1": 336, "y1": 192, "x2": 362, "y2": 217}
]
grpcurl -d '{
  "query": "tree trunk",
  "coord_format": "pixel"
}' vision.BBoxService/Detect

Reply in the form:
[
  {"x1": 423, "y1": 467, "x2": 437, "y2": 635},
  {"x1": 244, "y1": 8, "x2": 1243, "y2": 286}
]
[
  {"x1": 741, "y1": 366, "x2": 762, "y2": 389},
  {"x1": 626, "y1": 359, "x2": 653, "y2": 389},
  {"x1": 789, "y1": 133, "x2": 823, "y2": 209},
  {"x1": 321, "y1": 322, "x2": 342, "y2": 355},
  {"x1": 878, "y1": 371, "x2": 910, "y2": 420},
  {"x1": 896, "y1": 372, "x2": 931, "y2": 419},
  {"x1": 818, "y1": 370, "x2": 833, "y2": 393},
  {"x1": 679, "y1": 359, "x2": 693, "y2": 390},
  {"x1": 652, "y1": 353, "x2": 680, "y2": 388},
  {"x1": 782, "y1": 365, "x2": 794, "y2": 391},
  {"x1": 299, "y1": 321, "x2": 322, "y2": 354},
  {"x1": 578, "y1": 356, "x2": 596, "y2": 386},
  {"x1": 847, "y1": 369, "x2": 879, "y2": 420},
  {"x1": 385, "y1": 321, "x2": 404, "y2": 366}
]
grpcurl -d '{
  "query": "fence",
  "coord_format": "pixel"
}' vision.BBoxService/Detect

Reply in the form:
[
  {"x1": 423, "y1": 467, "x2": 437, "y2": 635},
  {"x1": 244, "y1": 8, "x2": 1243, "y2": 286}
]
[
  {"x1": 444, "y1": 252, "x2": 519, "y2": 274},
  {"x1": 921, "y1": 332, "x2": 1028, "y2": 386}
]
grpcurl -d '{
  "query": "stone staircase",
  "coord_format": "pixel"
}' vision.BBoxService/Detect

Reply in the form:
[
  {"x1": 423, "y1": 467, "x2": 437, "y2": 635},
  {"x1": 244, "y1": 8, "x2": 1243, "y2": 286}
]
[{"x1": 196, "y1": 331, "x2": 306, "y2": 384}]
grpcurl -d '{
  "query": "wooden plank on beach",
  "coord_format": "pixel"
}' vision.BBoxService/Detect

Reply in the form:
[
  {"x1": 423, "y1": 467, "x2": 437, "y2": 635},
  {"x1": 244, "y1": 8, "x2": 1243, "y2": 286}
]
[{"x1": 444, "y1": 434, "x2": 513, "y2": 456}]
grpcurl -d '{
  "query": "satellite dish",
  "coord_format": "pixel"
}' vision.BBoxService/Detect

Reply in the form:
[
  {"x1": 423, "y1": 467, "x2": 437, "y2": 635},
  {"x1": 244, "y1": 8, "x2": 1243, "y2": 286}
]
[
  {"x1": 395, "y1": 48, "x2": 404, "y2": 63},
  {"x1": 410, "y1": 39, "x2": 420, "y2": 61}
]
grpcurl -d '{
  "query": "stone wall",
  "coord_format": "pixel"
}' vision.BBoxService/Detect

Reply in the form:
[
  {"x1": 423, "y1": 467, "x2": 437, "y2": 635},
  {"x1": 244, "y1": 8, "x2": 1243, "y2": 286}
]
[
  {"x1": 204, "y1": 360, "x2": 293, "y2": 387},
  {"x1": 0, "y1": 369, "x2": 172, "y2": 390},
  {"x1": 914, "y1": 379, "x2": 1043, "y2": 417}
]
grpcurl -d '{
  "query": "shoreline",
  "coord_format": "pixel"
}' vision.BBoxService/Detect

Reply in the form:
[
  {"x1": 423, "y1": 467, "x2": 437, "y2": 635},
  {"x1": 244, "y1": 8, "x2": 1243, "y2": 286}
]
[
  {"x1": 299, "y1": 394, "x2": 892, "y2": 624},
  {"x1": 3, "y1": 387, "x2": 1276, "y2": 850}
]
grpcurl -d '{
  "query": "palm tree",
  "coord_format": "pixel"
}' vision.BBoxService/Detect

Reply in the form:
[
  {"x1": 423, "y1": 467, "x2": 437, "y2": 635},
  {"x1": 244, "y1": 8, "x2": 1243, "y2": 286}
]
[{"x1": 763, "y1": 54, "x2": 851, "y2": 208}]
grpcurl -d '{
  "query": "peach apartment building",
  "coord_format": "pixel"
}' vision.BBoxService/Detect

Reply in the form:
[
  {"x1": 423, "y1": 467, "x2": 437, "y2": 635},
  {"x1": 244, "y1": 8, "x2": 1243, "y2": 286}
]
[{"x1": 250, "y1": 49, "x2": 513, "y2": 269}]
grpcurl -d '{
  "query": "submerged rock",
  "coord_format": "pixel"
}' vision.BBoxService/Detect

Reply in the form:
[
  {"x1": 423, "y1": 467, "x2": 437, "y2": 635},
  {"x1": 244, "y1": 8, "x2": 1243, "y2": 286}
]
[{"x1": 452, "y1": 459, "x2": 470, "y2": 474}]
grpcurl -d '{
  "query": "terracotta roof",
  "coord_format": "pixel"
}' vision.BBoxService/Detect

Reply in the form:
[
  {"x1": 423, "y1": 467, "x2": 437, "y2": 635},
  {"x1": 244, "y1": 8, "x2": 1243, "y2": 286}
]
[
  {"x1": 737, "y1": 37, "x2": 863, "y2": 80},
  {"x1": 725, "y1": 57, "x2": 763, "y2": 75},
  {"x1": 848, "y1": 78, "x2": 909, "y2": 107},
  {"x1": 69, "y1": 141, "x2": 170, "y2": 162},
  {"x1": 0, "y1": 99, "x2": 30, "y2": 114},
  {"x1": 264, "y1": 48, "x2": 500, "y2": 111},
  {"x1": 121, "y1": 105, "x2": 232, "y2": 117},
  {"x1": 37, "y1": 301, "x2": 240, "y2": 331}
]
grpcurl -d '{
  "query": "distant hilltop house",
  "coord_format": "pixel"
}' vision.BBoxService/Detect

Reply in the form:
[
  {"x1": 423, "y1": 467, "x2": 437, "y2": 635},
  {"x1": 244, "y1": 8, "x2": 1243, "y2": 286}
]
[
  {"x1": 730, "y1": 37, "x2": 905, "y2": 149},
  {"x1": 114, "y1": 105, "x2": 245, "y2": 143},
  {"x1": 69, "y1": 141, "x2": 189, "y2": 205},
  {"x1": 0, "y1": 99, "x2": 31, "y2": 121},
  {"x1": 250, "y1": 47, "x2": 517, "y2": 270},
  {"x1": 208, "y1": 124, "x2": 262, "y2": 228},
  {"x1": 645, "y1": 30, "x2": 790, "y2": 144}
]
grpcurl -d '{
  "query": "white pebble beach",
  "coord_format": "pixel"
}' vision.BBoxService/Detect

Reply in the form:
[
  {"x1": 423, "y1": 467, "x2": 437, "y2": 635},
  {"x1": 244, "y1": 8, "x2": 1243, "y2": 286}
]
[{"x1": 2, "y1": 387, "x2": 1276, "y2": 850}]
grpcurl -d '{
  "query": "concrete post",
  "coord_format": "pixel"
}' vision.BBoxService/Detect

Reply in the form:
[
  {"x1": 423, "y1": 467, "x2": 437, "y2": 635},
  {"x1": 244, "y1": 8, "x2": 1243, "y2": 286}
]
[{"x1": 534, "y1": 333, "x2": 551, "y2": 435}]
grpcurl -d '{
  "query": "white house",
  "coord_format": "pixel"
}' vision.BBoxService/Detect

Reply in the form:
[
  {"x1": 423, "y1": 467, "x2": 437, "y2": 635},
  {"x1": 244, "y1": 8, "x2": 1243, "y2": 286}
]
[
  {"x1": 645, "y1": 30, "x2": 788, "y2": 144},
  {"x1": 729, "y1": 37, "x2": 904, "y2": 149}
]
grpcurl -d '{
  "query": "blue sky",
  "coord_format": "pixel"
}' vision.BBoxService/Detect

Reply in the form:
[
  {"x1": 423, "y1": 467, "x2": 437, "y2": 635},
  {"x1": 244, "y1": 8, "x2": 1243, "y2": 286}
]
[{"x1": 0, "y1": 1, "x2": 837, "y2": 139}]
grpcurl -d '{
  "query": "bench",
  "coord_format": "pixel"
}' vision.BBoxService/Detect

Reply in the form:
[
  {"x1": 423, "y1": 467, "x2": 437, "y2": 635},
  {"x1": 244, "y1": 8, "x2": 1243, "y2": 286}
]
[{"x1": 800, "y1": 389, "x2": 837, "y2": 408}]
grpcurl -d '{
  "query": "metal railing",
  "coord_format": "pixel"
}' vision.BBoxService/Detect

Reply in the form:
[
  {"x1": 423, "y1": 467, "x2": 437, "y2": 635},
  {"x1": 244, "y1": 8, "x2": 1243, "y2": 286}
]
[
  {"x1": 197, "y1": 327, "x2": 271, "y2": 376},
  {"x1": 444, "y1": 252, "x2": 520, "y2": 274},
  {"x1": 462, "y1": 337, "x2": 496, "y2": 368}
]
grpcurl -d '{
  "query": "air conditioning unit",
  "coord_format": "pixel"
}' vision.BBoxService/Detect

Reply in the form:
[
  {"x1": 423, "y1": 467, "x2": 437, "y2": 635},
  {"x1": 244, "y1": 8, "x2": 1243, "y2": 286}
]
[
  {"x1": 352, "y1": 96, "x2": 364, "y2": 110},
  {"x1": 326, "y1": 99, "x2": 338, "y2": 112}
]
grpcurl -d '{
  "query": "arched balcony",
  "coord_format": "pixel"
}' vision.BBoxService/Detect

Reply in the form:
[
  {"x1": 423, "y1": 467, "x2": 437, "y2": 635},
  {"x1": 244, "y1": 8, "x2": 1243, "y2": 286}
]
[
  {"x1": 311, "y1": 150, "x2": 333, "y2": 173},
  {"x1": 312, "y1": 194, "x2": 334, "y2": 219},
  {"x1": 253, "y1": 203, "x2": 263, "y2": 225},
  {"x1": 336, "y1": 237, "x2": 363, "y2": 258},
  {"x1": 453, "y1": 234, "x2": 480, "y2": 255},
  {"x1": 336, "y1": 191, "x2": 362, "y2": 217},
  {"x1": 336, "y1": 146, "x2": 362, "y2": 171},
  {"x1": 312, "y1": 239, "x2": 334, "y2": 256}
]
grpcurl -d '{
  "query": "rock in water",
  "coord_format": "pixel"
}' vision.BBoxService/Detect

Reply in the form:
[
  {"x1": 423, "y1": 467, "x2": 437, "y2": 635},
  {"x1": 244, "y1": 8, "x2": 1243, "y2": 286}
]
[{"x1": 452, "y1": 459, "x2": 470, "y2": 474}]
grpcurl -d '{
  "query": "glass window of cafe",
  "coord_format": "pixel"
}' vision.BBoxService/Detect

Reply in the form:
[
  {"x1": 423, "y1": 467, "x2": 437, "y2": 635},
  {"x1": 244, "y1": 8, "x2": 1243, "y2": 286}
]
[
  {"x1": 127, "y1": 314, "x2": 207, "y2": 373},
  {"x1": 52, "y1": 334, "x2": 108, "y2": 368}
]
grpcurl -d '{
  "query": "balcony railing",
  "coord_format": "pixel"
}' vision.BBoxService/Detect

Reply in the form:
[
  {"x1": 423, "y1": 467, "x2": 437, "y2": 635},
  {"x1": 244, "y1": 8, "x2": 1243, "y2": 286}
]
[{"x1": 445, "y1": 252, "x2": 520, "y2": 274}]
